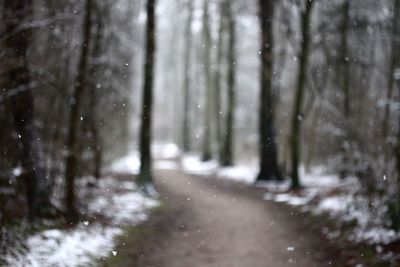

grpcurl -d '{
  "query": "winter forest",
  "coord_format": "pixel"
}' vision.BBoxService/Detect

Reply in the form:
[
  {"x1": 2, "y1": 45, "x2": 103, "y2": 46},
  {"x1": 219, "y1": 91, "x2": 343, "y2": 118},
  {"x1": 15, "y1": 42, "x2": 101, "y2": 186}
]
[{"x1": 1, "y1": 0, "x2": 400, "y2": 266}]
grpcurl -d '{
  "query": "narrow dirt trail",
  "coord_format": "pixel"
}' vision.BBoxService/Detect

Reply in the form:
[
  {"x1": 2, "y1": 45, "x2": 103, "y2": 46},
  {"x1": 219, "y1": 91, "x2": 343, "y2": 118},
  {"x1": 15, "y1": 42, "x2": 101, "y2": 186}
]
[{"x1": 135, "y1": 164, "x2": 337, "y2": 267}]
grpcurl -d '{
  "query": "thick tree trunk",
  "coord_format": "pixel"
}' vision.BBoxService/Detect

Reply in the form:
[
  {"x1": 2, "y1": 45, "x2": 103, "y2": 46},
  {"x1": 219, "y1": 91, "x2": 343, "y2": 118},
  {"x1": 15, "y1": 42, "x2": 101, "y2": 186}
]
[
  {"x1": 289, "y1": 0, "x2": 314, "y2": 189},
  {"x1": 182, "y1": 0, "x2": 194, "y2": 153},
  {"x1": 1, "y1": 0, "x2": 52, "y2": 218},
  {"x1": 201, "y1": 0, "x2": 213, "y2": 162},
  {"x1": 221, "y1": 1, "x2": 236, "y2": 167},
  {"x1": 138, "y1": 0, "x2": 157, "y2": 186},
  {"x1": 256, "y1": 0, "x2": 282, "y2": 181},
  {"x1": 64, "y1": 0, "x2": 93, "y2": 223}
]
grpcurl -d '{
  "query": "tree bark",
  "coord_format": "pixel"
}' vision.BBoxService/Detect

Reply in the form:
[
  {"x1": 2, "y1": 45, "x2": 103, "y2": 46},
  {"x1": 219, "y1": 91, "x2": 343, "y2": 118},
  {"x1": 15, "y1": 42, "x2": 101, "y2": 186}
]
[
  {"x1": 1, "y1": 0, "x2": 53, "y2": 218},
  {"x1": 214, "y1": 1, "x2": 226, "y2": 163},
  {"x1": 64, "y1": 0, "x2": 93, "y2": 223},
  {"x1": 201, "y1": 0, "x2": 213, "y2": 162},
  {"x1": 221, "y1": 1, "x2": 236, "y2": 167},
  {"x1": 384, "y1": 0, "x2": 400, "y2": 146},
  {"x1": 138, "y1": 0, "x2": 157, "y2": 186},
  {"x1": 89, "y1": 4, "x2": 105, "y2": 180},
  {"x1": 256, "y1": 0, "x2": 282, "y2": 181},
  {"x1": 289, "y1": 0, "x2": 314, "y2": 189},
  {"x1": 338, "y1": 0, "x2": 351, "y2": 179},
  {"x1": 182, "y1": 0, "x2": 194, "y2": 153},
  {"x1": 392, "y1": 0, "x2": 400, "y2": 230}
]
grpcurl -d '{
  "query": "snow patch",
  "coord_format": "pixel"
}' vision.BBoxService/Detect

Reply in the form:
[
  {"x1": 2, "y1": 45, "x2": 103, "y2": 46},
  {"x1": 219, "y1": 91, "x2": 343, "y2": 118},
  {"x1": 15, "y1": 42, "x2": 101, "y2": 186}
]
[
  {"x1": 152, "y1": 143, "x2": 180, "y2": 159},
  {"x1": 11, "y1": 226, "x2": 122, "y2": 267},
  {"x1": 317, "y1": 195, "x2": 353, "y2": 213},
  {"x1": 5, "y1": 186, "x2": 157, "y2": 267},
  {"x1": 109, "y1": 151, "x2": 140, "y2": 174},
  {"x1": 3, "y1": 153, "x2": 159, "y2": 267},
  {"x1": 182, "y1": 155, "x2": 218, "y2": 175},
  {"x1": 351, "y1": 227, "x2": 400, "y2": 245},
  {"x1": 155, "y1": 160, "x2": 178, "y2": 170},
  {"x1": 217, "y1": 165, "x2": 258, "y2": 184}
]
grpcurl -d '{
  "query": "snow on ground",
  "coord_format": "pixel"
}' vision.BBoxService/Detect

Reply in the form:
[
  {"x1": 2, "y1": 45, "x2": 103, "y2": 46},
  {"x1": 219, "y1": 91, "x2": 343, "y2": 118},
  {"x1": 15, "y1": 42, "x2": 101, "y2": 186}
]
[
  {"x1": 109, "y1": 151, "x2": 140, "y2": 174},
  {"x1": 181, "y1": 154, "x2": 257, "y2": 183},
  {"x1": 181, "y1": 155, "x2": 218, "y2": 176},
  {"x1": 152, "y1": 143, "x2": 180, "y2": 159},
  {"x1": 261, "y1": 169, "x2": 400, "y2": 245},
  {"x1": 10, "y1": 225, "x2": 123, "y2": 267},
  {"x1": 109, "y1": 143, "x2": 180, "y2": 174},
  {"x1": 258, "y1": 168, "x2": 349, "y2": 210},
  {"x1": 155, "y1": 160, "x2": 179, "y2": 170},
  {"x1": 88, "y1": 178, "x2": 158, "y2": 225},
  {"x1": 4, "y1": 154, "x2": 159, "y2": 267},
  {"x1": 217, "y1": 165, "x2": 258, "y2": 184}
]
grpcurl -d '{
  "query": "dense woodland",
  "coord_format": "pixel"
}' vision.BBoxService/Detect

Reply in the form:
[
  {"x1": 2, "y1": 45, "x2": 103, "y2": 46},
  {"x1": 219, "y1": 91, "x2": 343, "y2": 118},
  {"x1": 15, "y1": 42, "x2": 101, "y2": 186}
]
[
  {"x1": 0, "y1": 0, "x2": 137, "y2": 223},
  {"x1": 1, "y1": 0, "x2": 400, "y2": 261}
]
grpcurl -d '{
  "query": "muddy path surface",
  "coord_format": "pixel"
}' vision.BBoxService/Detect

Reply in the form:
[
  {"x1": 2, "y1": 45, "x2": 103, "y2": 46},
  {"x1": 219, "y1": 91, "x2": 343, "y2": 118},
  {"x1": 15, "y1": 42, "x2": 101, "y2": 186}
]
[{"x1": 121, "y1": 166, "x2": 341, "y2": 267}]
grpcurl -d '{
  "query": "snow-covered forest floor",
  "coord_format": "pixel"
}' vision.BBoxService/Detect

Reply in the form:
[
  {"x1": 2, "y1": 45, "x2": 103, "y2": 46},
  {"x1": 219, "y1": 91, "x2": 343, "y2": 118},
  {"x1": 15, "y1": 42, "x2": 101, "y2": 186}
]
[
  {"x1": 1, "y1": 156, "x2": 159, "y2": 267},
  {"x1": 2, "y1": 143, "x2": 400, "y2": 266}
]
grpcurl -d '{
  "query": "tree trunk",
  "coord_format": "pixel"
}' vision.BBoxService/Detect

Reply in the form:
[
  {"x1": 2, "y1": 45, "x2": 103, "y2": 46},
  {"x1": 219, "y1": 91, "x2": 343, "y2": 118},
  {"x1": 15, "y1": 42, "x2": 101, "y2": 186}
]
[
  {"x1": 304, "y1": 106, "x2": 319, "y2": 173},
  {"x1": 256, "y1": 0, "x2": 282, "y2": 181},
  {"x1": 289, "y1": 0, "x2": 314, "y2": 189},
  {"x1": 138, "y1": 0, "x2": 157, "y2": 186},
  {"x1": 182, "y1": 0, "x2": 194, "y2": 153},
  {"x1": 214, "y1": 2, "x2": 226, "y2": 163},
  {"x1": 201, "y1": 0, "x2": 213, "y2": 162},
  {"x1": 64, "y1": 0, "x2": 93, "y2": 223},
  {"x1": 1, "y1": 0, "x2": 53, "y2": 218},
  {"x1": 221, "y1": 1, "x2": 236, "y2": 167},
  {"x1": 392, "y1": 0, "x2": 400, "y2": 230},
  {"x1": 89, "y1": 5, "x2": 105, "y2": 180},
  {"x1": 338, "y1": 0, "x2": 351, "y2": 179},
  {"x1": 384, "y1": 0, "x2": 400, "y2": 147}
]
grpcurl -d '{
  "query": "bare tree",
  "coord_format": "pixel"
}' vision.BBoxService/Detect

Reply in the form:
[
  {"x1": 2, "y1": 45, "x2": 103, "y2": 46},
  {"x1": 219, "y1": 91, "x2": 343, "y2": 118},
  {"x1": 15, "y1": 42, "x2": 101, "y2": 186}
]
[
  {"x1": 384, "y1": 0, "x2": 400, "y2": 143},
  {"x1": 392, "y1": 0, "x2": 400, "y2": 231},
  {"x1": 1, "y1": 0, "x2": 53, "y2": 218},
  {"x1": 338, "y1": 0, "x2": 351, "y2": 179},
  {"x1": 88, "y1": 2, "x2": 107, "y2": 179},
  {"x1": 221, "y1": 0, "x2": 236, "y2": 167},
  {"x1": 257, "y1": 0, "x2": 282, "y2": 181},
  {"x1": 289, "y1": 0, "x2": 315, "y2": 189},
  {"x1": 138, "y1": 0, "x2": 157, "y2": 187},
  {"x1": 64, "y1": 0, "x2": 93, "y2": 223},
  {"x1": 182, "y1": 0, "x2": 194, "y2": 153},
  {"x1": 201, "y1": 0, "x2": 213, "y2": 161}
]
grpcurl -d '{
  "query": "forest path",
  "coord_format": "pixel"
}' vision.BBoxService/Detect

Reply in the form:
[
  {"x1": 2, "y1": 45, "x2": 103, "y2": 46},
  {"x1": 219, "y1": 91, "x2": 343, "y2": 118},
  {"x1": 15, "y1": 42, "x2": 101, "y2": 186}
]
[{"x1": 129, "y1": 160, "x2": 338, "y2": 267}]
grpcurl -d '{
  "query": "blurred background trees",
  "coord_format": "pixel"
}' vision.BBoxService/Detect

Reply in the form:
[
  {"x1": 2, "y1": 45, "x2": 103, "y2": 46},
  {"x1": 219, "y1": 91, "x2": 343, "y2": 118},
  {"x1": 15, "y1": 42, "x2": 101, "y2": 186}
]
[
  {"x1": 0, "y1": 0, "x2": 138, "y2": 222},
  {"x1": 1, "y1": 0, "x2": 400, "y2": 231}
]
